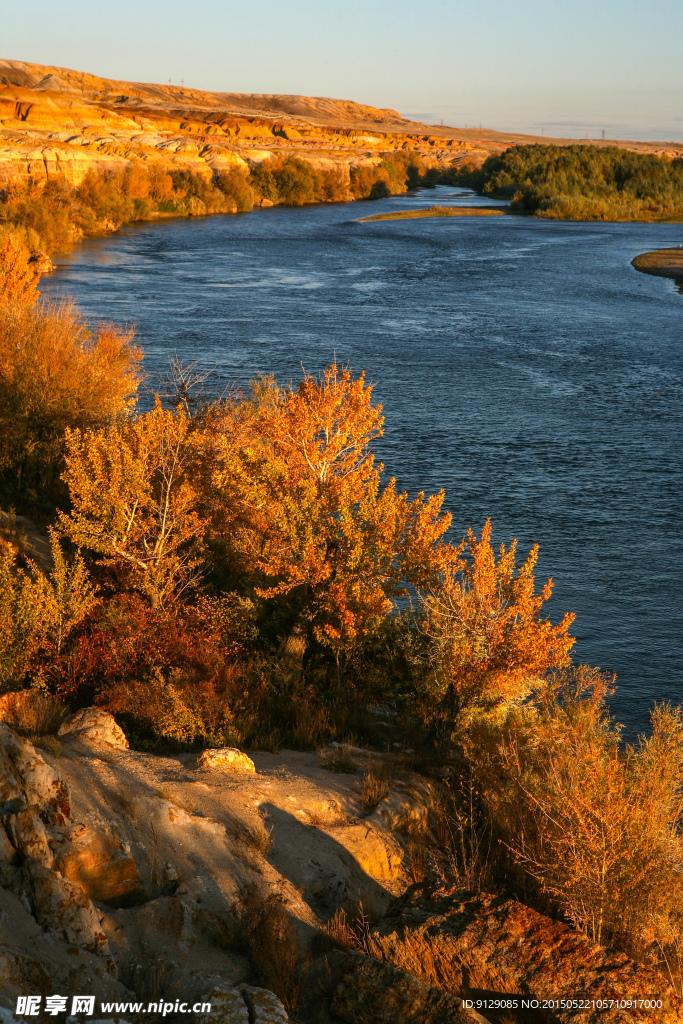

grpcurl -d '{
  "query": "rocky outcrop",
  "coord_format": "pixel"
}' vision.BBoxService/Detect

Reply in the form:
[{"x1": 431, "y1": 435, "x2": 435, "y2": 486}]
[
  {"x1": 196, "y1": 747, "x2": 255, "y2": 773},
  {"x1": 0, "y1": 725, "x2": 134, "y2": 956},
  {"x1": 370, "y1": 881, "x2": 682, "y2": 1023},
  {"x1": 0, "y1": 886, "x2": 130, "y2": 1008},
  {"x1": 0, "y1": 722, "x2": 70, "y2": 820},
  {"x1": 307, "y1": 948, "x2": 473, "y2": 1024},
  {"x1": 23, "y1": 861, "x2": 109, "y2": 953},
  {"x1": 240, "y1": 986, "x2": 289, "y2": 1023}
]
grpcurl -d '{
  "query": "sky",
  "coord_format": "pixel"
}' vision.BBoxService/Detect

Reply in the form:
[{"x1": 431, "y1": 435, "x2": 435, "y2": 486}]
[{"x1": 4, "y1": 0, "x2": 683, "y2": 141}]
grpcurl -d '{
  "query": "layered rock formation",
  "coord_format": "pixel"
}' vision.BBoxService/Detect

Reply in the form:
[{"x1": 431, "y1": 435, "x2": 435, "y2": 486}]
[{"x1": 1, "y1": 58, "x2": 681, "y2": 189}]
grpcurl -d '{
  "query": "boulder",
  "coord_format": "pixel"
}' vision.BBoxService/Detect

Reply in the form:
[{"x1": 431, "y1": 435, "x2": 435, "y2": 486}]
[
  {"x1": 369, "y1": 779, "x2": 435, "y2": 832},
  {"x1": 371, "y1": 881, "x2": 682, "y2": 1024},
  {"x1": 58, "y1": 708, "x2": 128, "y2": 750},
  {"x1": 27, "y1": 249, "x2": 54, "y2": 273},
  {"x1": 239, "y1": 986, "x2": 288, "y2": 1023},
  {"x1": 307, "y1": 949, "x2": 472, "y2": 1024},
  {"x1": 200, "y1": 986, "x2": 288, "y2": 1024},
  {"x1": 196, "y1": 748, "x2": 255, "y2": 773},
  {"x1": 200, "y1": 989, "x2": 249, "y2": 1024}
]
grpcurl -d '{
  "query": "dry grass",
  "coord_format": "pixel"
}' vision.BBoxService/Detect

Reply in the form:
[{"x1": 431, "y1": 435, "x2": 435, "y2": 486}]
[
  {"x1": 32, "y1": 735, "x2": 63, "y2": 757},
  {"x1": 324, "y1": 907, "x2": 356, "y2": 950},
  {"x1": 359, "y1": 205, "x2": 506, "y2": 222},
  {"x1": 0, "y1": 690, "x2": 68, "y2": 737},
  {"x1": 238, "y1": 883, "x2": 309, "y2": 1013},
  {"x1": 407, "y1": 840, "x2": 427, "y2": 883},
  {"x1": 427, "y1": 778, "x2": 493, "y2": 891},
  {"x1": 121, "y1": 953, "x2": 178, "y2": 1008},
  {"x1": 233, "y1": 819, "x2": 273, "y2": 859},
  {"x1": 319, "y1": 748, "x2": 360, "y2": 774},
  {"x1": 322, "y1": 902, "x2": 379, "y2": 957},
  {"x1": 358, "y1": 767, "x2": 390, "y2": 813}
]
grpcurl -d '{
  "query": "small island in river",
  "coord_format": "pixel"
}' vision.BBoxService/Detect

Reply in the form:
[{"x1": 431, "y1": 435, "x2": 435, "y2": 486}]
[
  {"x1": 632, "y1": 247, "x2": 683, "y2": 288},
  {"x1": 359, "y1": 204, "x2": 508, "y2": 222}
]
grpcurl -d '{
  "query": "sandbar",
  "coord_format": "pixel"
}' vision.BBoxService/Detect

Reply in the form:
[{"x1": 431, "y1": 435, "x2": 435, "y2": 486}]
[{"x1": 358, "y1": 205, "x2": 508, "y2": 222}]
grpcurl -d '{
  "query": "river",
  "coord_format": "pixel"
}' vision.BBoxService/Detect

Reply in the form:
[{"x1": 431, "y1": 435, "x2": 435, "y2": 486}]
[{"x1": 41, "y1": 187, "x2": 683, "y2": 735}]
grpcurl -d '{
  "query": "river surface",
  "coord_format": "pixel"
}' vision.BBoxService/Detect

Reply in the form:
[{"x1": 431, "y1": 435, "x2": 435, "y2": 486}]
[{"x1": 42, "y1": 187, "x2": 683, "y2": 735}]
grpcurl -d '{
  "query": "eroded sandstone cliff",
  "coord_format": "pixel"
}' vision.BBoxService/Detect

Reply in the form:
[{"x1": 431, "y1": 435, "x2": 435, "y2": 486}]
[{"x1": 1, "y1": 59, "x2": 681, "y2": 189}]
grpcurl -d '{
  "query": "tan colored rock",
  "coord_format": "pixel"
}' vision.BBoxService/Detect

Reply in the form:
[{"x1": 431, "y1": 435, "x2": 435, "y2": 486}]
[
  {"x1": 27, "y1": 249, "x2": 54, "y2": 273},
  {"x1": 370, "y1": 779, "x2": 435, "y2": 832},
  {"x1": 330, "y1": 822, "x2": 403, "y2": 881},
  {"x1": 58, "y1": 707, "x2": 128, "y2": 750},
  {"x1": 24, "y1": 861, "x2": 109, "y2": 955},
  {"x1": 371, "y1": 881, "x2": 682, "y2": 1024},
  {"x1": 239, "y1": 985, "x2": 288, "y2": 1023},
  {"x1": 0, "y1": 887, "x2": 130, "y2": 1007},
  {"x1": 199, "y1": 989, "x2": 249, "y2": 1024},
  {"x1": 6, "y1": 809, "x2": 53, "y2": 867},
  {"x1": 51, "y1": 823, "x2": 139, "y2": 903},
  {"x1": 196, "y1": 748, "x2": 255, "y2": 773},
  {"x1": 0, "y1": 826, "x2": 14, "y2": 863},
  {"x1": 0, "y1": 723, "x2": 70, "y2": 822},
  {"x1": 198, "y1": 986, "x2": 288, "y2": 1024}
]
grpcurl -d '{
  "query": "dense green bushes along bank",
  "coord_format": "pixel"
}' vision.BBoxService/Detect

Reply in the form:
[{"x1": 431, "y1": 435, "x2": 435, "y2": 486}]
[{"x1": 452, "y1": 144, "x2": 683, "y2": 220}]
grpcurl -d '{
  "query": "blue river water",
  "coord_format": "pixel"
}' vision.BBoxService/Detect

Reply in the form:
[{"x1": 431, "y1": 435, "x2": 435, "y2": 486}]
[{"x1": 41, "y1": 187, "x2": 683, "y2": 735}]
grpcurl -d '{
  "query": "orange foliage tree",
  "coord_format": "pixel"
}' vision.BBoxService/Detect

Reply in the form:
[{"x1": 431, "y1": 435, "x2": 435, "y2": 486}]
[
  {"x1": 0, "y1": 236, "x2": 39, "y2": 307},
  {"x1": 422, "y1": 518, "x2": 576, "y2": 724},
  {"x1": 0, "y1": 299, "x2": 141, "y2": 505},
  {"x1": 203, "y1": 363, "x2": 451, "y2": 662},
  {"x1": 60, "y1": 400, "x2": 203, "y2": 607}
]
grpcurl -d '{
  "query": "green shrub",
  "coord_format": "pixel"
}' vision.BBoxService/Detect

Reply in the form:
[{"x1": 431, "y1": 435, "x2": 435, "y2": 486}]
[{"x1": 454, "y1": 144, "x2": 683, "y2": 220}]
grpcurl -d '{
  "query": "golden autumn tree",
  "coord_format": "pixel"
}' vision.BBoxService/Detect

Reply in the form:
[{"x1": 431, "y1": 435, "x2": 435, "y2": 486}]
[
  {"x1": 60, "y1": 399, "x2": 203, "y2": 607},
  {"x1": 203, "y1": 363, "x2": 451, "y2": 662},
  {"x1": 0, "y1": 236, "x2": 39, "y2": 308},
  {"x1": 422, "y1": 518, "x2": 576, "y2": 724},
  {"x1": 0, "y1": 547, "x2": 51, "y2": 686}
]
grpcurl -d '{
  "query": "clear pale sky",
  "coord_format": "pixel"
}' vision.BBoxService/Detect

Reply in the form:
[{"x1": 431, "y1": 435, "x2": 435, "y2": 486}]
[{"x1": 4, "y1": 0, "x2": 682, "y2": 141}]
